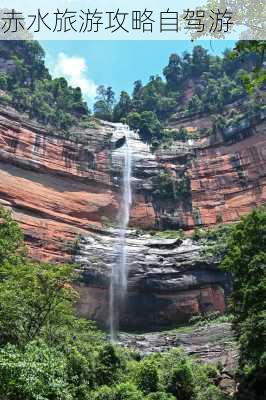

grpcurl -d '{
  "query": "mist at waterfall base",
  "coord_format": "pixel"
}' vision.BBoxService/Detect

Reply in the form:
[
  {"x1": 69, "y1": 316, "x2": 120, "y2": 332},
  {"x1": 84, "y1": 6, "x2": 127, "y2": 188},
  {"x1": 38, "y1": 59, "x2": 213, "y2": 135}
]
[{"x1": 110, "y1": 125, "x2": 132, "y2": 341}]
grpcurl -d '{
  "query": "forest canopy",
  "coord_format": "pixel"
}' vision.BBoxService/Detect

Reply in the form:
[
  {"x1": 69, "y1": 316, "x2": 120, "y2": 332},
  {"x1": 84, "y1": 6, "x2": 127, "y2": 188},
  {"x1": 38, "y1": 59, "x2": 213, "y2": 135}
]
[
  {"x1": 0, "y1": 206, "x2": 232, "y2": 400},
  {"x1": 0, "y1": 40, "x2": 265, "y2": 146},
  {"x1": 0, "y1": 41, "x2": 90, "y2": 133},
  {"x1": 92, "y1": 41, "x2": 265, "y2": 146}
]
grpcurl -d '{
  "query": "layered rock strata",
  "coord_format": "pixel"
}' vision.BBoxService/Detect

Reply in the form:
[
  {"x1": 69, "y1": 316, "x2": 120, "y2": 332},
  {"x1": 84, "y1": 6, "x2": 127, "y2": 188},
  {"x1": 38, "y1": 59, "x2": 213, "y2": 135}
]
[
  {"x1": 0, "y1": 106, "x2": 265, "y2": 327},
  {"x1": 75, "y1": 232, "x2": 229, "y2": 329}
]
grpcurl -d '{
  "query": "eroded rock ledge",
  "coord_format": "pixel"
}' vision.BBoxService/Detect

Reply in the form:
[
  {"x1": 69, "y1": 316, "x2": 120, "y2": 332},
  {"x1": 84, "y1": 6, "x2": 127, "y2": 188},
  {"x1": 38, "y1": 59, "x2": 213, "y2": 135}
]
[
  {"x1": 75, "y1": 232, "x2": 229, "y2": 330},
  {"x1": 0, "y1": 106, "x2": 265, "y2": 263},
  {"x1": 119, "y1": 322, "x2": 237, "y2": 362},
  {"x1": 0, "y1": 105, "x2": 264, "y2": 328},
  {"x1": 119, "y1": 323, "x2": 238, "y2": 396}
]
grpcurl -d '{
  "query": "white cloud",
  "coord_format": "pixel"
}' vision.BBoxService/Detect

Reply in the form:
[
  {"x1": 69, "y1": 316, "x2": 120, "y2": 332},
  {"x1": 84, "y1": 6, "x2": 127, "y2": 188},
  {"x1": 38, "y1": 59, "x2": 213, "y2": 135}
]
[{"x1": 52, "y1": 53, "x2": 97, "y2": 99}]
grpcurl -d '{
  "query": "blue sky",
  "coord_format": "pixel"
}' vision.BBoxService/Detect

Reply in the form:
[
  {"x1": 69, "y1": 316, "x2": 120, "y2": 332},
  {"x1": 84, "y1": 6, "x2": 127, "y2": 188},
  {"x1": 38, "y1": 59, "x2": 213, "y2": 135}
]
[{"x1": 41, "y1": 40, "x2": 236, "y2": 107}]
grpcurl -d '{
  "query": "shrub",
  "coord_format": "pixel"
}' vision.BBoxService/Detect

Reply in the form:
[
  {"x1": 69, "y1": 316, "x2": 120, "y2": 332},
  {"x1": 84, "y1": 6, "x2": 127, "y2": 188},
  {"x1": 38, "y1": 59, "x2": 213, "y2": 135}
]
[
  {"x1": 134, "y1": 359, "x2": 159, "y2": 395},
  {"x1": 96, "y1": 344, "x2": 122, "y2": 386},
  {"x1": 0, "y1": 341, "x2": 73, "y2": 400},
  {"x1": 92, "y1": 386, "x2": 114, "y2": 400},
  {"x1": 222, "y1": 208, "x2": 266, "y2": 400},
  {"x1": 166, "y1": 361, "x2": 195, "y2": 400},
  {"x1": 145, "y1": 393, "x2": 175, "y2": 400},
  {"x1": 114, "y1": 383, "x2": 143, "y2": 400}
]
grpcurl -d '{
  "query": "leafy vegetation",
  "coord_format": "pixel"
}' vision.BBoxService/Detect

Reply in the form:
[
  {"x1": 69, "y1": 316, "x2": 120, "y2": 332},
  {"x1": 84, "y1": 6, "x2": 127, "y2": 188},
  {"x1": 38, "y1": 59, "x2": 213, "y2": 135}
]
[
  {"x1": 189, "y1": 2, "x2": 264, "y2": 40},
  {"x1": 0, "y1": 192, "x2": 265, "y2": 400},
  {"x1": 0, "y1": 39, "x2": 264, "y2": 147},
  {"x1": 189, "y1": 312, "x2": 233, "y2": 328},
  {"x1": 192, "y1": 223, "x2": 234, "y2": 260},
  {"x1": 150, "y1": 229, "x2": 185, "y2": 240},
  {"x1": 0, "y1": 36, "x2": 265, "y2": 399},
  {"x1": 93, "y1": 85, "x2": 115, "y2": 121},
  {"x1": 152, "y1": 171, "x2": 191, "y2": 206},
  {"x1": 221, "y1": 208, "x2": 266, "y2": 400},
  {"x1": 0, "y1": 41, "x2": 91, "y2": 135},
  {"x1": 0, "y1": 206, "x2": 230, "y2": 399},
  {"x1": 228, "y1": 41, "x2": 266, "y2": 94},
  {"x1": 191, "y1": 208, "x2": 266, "y2": 400},
  {"x1": 93, "y1": 42, "x2": 265, "y2": 148}
]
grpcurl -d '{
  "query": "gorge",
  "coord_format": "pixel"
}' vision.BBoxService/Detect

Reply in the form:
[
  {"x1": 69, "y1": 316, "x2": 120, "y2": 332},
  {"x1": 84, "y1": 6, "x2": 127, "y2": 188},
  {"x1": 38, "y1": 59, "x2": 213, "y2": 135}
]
[
  {"x1": 0, "y1": 37, "x2": 265, "y2": 400},
  {"x1": 0, "y1": 104, "x2": 265, "y2": 331},
  {"x1": 0, "y1": 38, "x2": 265, "y2": 334}
]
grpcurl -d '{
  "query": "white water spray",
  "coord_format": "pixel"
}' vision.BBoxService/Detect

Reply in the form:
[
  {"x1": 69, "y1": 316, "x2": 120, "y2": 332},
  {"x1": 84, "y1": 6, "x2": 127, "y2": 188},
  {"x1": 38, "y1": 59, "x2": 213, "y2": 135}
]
[{"x1": 110, "y1": 125, "x2": 132, "y2": 340}]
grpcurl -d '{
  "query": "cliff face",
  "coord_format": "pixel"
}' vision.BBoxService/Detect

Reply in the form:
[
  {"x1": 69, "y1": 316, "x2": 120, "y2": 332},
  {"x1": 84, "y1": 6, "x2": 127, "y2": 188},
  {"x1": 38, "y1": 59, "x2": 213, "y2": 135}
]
[
  {"x1": 0, "y1": 109, "x2": 123, "y2": 262},
  {"x1": 137, "y1": 115, "x2": 266, "y2": 230},
  {"x1": 0, "y1": 108, "x2": 154, "y2": 261},
  {"x1": 76, "y1": 232, "x2": 229, "y2": 329},
  {"x1": 0, "y1": 106, "x2": 265, "y2": 329}
]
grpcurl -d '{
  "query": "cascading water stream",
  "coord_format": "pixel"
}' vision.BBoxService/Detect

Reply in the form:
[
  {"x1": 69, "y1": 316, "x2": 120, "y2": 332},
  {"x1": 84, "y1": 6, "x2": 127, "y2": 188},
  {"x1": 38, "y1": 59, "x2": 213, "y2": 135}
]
[{"x1": 110, "y1": 125, "x2": 132, "y2": 341}]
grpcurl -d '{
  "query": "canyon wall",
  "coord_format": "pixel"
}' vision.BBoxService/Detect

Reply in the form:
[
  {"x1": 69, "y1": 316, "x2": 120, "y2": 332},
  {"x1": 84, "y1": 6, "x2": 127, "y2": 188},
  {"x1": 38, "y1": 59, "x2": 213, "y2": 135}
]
[
  {"x1": 76, "y1": 232, "x2": 229, "y2": 330},
  {"x1": 135, "y1": 115, "x2": 266, "y2": 231},
  {"x1": 0, "y1": 106, "x2": 265, "y2": 329}
]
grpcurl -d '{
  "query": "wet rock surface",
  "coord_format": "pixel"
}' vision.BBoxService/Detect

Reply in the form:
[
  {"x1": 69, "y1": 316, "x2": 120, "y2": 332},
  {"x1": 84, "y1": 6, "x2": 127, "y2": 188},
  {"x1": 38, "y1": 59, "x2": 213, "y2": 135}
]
[
  {"x1": 119, "y1": 322, "x2": 238, "y2": 396},
  {"x1": 118, "y1": 322, "x2": 236, "y2": 361},
  {"x1": 0, "y1": 105, "x2": 264, "y2": 332},
  {"x1": 75, "y1": 231, "x2": 229, "y2": 329},
  {"x1": 0, "y1": 106, "x2": 265, "y2": 262}
]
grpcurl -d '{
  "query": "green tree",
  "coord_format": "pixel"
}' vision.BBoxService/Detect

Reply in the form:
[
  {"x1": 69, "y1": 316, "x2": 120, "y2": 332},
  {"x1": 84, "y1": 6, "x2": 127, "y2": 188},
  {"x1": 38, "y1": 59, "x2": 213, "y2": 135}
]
[
  {"x1": 156, "y1": 96, "x2": 177, "y2": 120},
  {"x1": 145, "y1": 393, "x2": 175, "y2": 400},
  {"x1": 0, "y1": 41, "x2": 91, "y2": 133},
  {"x1": 134, "y1": 360, "x2": 159, "y2": 395},
  {"x1": 163, "y1": 54, "x2": 183, "y2": 90},
  {"x1": 94, "y1": 99, "x2": 113, "y2": 121},
  {"x1": 0, "y1": 341, "x2": 73, "y2": 400},
  {"x1": 222, "y1": 208, "x2": 266, "y2": 400},
  {"x1": 166, "y1": 361, "x2": 195, "y2": 400},
  {"x1": 191, "y1": 46, "x2": 209, "y2": 76},
  {"x1": 182, "y1": 51, "x2": 192, "y2": 79},
  {"x1": 106, "y1": 86, "x2": 115, "y2": 109},
  {"x1": 0, "y1": 207, "x2": 24, "y2": 265},
  {"x1": 201, "y1": 79, "x2": 223, "y2": 113},
  {"x1": 95, "y1": 344, "x2": 122, "y2": 386},
  {"x1": 132, "y1": 80, "x2": 143, "y2": 112},
  {"x1": 152, "y1": 172, "x2": 175, "y2": 200},
  {"x1": 114, "y1": 383, "x2": 143, "y2": 400},
  {"x1": 92, "y1": 386, "x2": 114, "y2": 400},
  {"x1": 0, "y1": 259, "x2": 77, "y2": 346},
  {"x1": 211, "y1": 115, "x2": 226, "y2": 136},
  {"x1": 228, "y1": 41, "x2": 266, "y2": 93},
  {"x1": 138, "y1": 111, "x2": 162, "y2": 143},
  {"x1": 94, "y1": 85, "x2": 114, "y2": 121},
  {"x1": 113, "y1": 91, "x2": 132, "y2": 121},
  {"x1": 132, "y1": 80, "x2": 143, "y2": 100},
  {"x1": 11, "y1": 87, "x2": 31, "y2": 112},
  {"x1": 173, "y1": 127, "x2": 190, "y2": 142},
  {"x1": 186, "y1": 95, "x2": 202, "y2": 116},
  {"x1": 127, "y1": 112, "x2": 141, "y2": 131},
  {"x1": 0, "y1": 207, "x2": 78, "y2": 346}
]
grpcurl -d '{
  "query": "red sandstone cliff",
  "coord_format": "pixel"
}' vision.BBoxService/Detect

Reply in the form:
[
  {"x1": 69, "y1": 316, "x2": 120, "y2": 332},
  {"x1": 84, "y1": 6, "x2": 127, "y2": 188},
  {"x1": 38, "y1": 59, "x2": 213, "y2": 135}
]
[
  {"x1": 0, "y1": 106, "x2": 265, "y2": 263},
  {"x1": 0, "y1": 107, "x2": 119, "y2": 261},
  {"x1": 0, "y1": 105, "x2": 264, "y2": 329}
]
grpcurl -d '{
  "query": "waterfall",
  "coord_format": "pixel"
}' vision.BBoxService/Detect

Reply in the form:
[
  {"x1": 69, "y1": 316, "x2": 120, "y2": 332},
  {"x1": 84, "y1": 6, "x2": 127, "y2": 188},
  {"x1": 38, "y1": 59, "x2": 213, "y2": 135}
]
[{"x1": 110, "y1": 124, "x2": 132, "y2": 340}]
